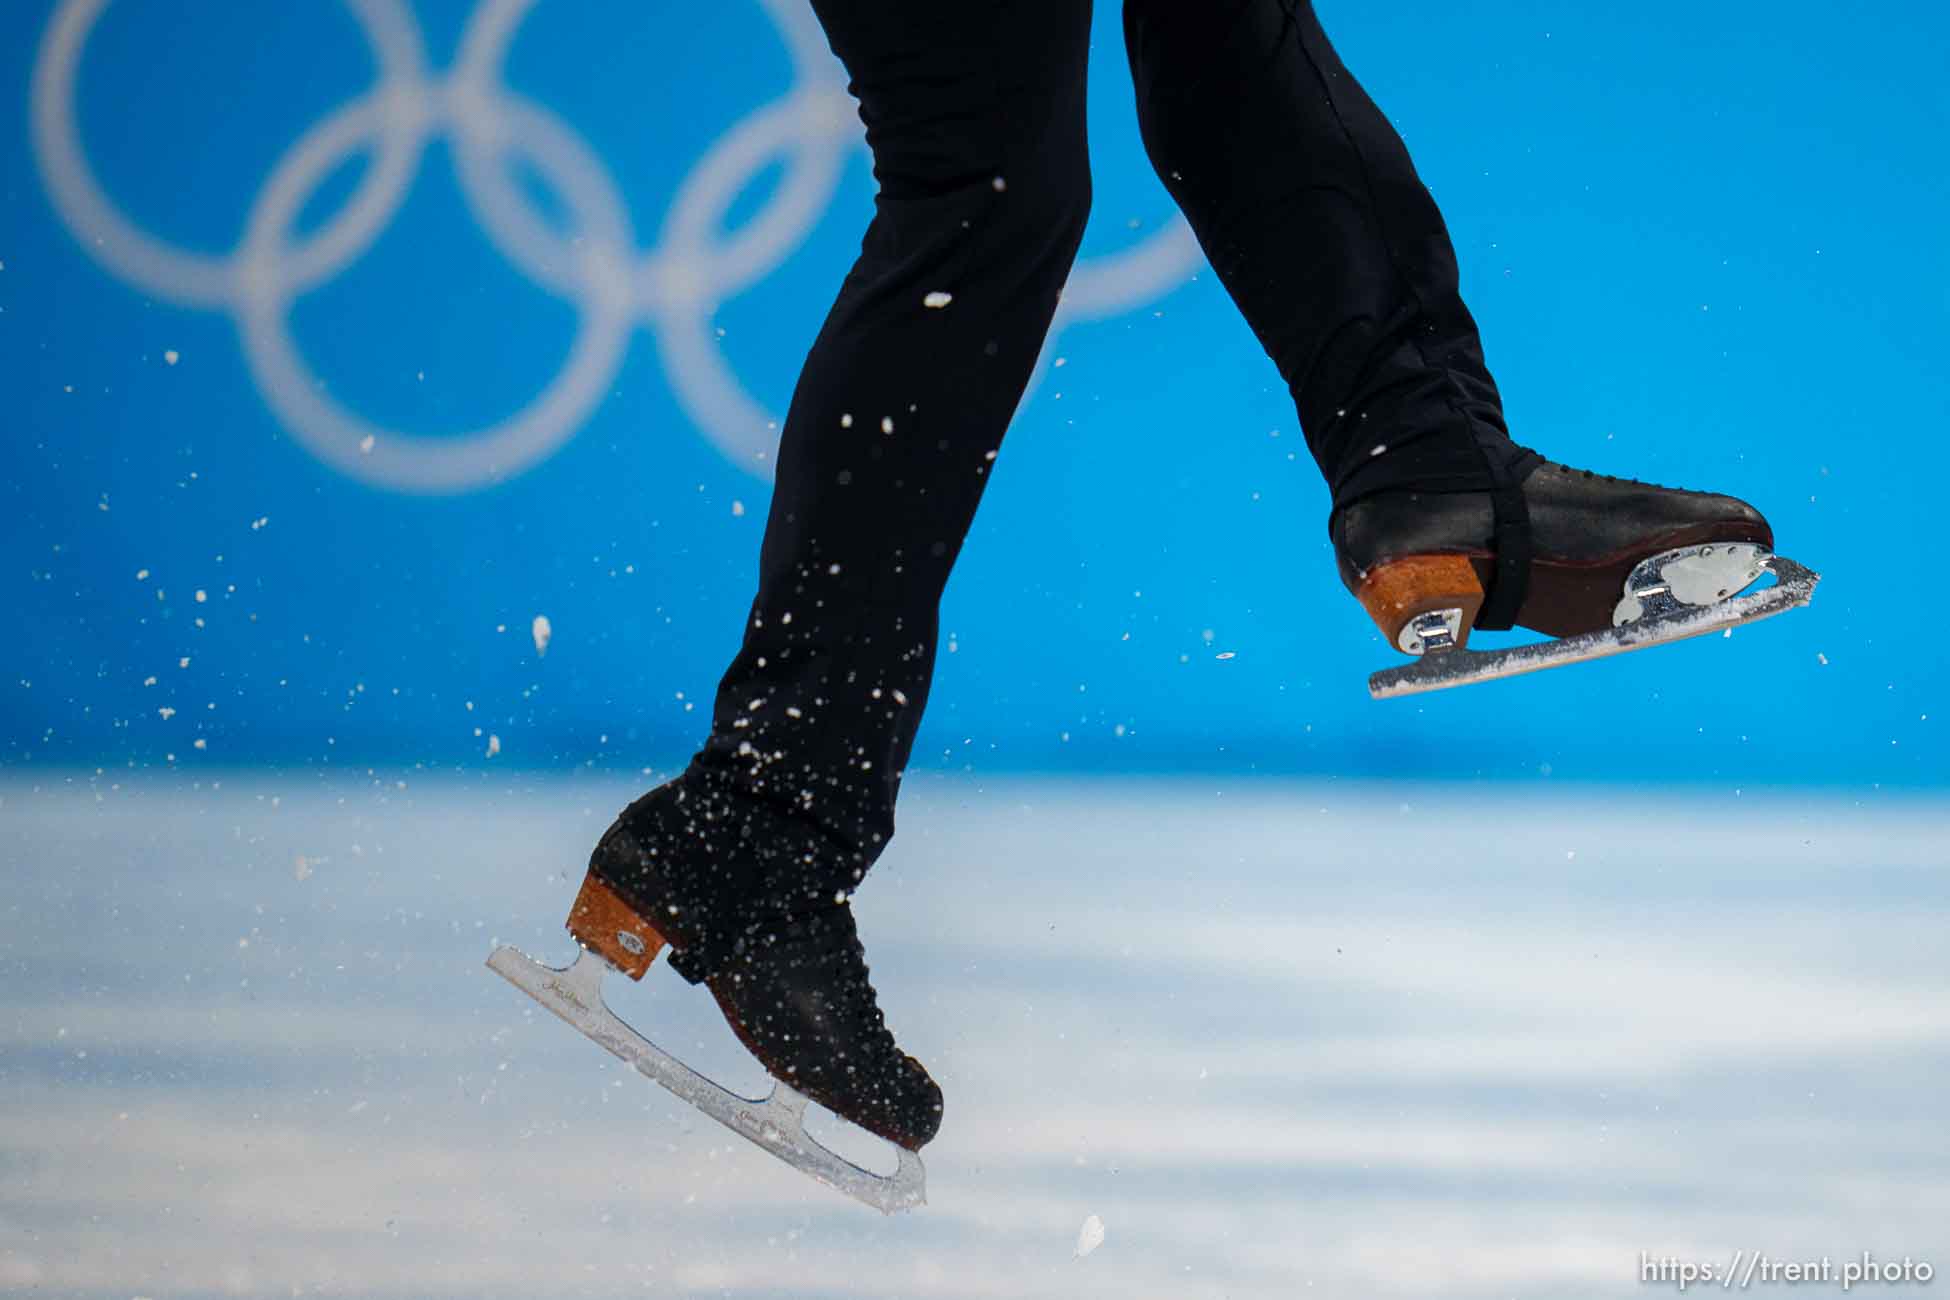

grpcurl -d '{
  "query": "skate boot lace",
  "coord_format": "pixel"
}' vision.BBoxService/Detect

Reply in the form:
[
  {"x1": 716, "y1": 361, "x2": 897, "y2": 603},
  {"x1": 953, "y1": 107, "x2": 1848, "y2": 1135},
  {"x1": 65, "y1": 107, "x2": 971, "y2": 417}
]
[
  {"x1": 765, "y1": 907, "x2": 901, "y2": 1060},
  {"x1": 1543, "y1": 460, "x2": 1698, "y2": 495},
  {"x1": 835, "y1": 933, "x2": 898, "y2": 1053}
]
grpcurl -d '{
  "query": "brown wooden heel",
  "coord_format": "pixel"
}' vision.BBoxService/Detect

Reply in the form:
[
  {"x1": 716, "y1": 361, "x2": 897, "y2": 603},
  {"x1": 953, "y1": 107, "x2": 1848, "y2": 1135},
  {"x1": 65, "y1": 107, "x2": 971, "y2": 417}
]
[
  {"x1": 1356, "y1": 554, "x2": 1486, "y2": 655},
  {"x1": 567, "y1": 872, "x2": 667, "y2": 981}
]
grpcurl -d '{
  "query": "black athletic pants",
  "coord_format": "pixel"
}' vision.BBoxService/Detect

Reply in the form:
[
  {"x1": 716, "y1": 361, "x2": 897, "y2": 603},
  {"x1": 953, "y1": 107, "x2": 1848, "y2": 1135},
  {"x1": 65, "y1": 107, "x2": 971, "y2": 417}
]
[{"x1": 653, "y1": 0, "x2": 1519, "y2": 912}]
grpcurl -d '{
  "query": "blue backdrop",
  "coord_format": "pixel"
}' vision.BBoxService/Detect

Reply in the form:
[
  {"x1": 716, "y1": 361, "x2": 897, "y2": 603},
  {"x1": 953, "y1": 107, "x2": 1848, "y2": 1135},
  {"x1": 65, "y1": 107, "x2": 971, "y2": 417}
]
[{"x1": 4, "y1": 0, "x2": 1945, "y2": 787}]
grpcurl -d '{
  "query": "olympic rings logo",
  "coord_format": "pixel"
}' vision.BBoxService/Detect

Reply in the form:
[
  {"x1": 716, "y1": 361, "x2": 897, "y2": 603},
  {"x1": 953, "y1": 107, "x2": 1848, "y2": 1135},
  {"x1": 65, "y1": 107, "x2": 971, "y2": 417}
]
[{"x1": 30, "y1": 0, "x2": 1200, "y2": 493}]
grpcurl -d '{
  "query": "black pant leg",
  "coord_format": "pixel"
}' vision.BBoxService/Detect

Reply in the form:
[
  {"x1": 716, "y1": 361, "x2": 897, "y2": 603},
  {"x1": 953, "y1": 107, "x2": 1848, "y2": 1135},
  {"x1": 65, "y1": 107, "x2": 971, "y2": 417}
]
[
  {"x1": 669, "y1": 0, "x2": 1094, "y2": 906},
  {"x1": 1123, "y1": 0, "x2": 1526, "y2": 512}
]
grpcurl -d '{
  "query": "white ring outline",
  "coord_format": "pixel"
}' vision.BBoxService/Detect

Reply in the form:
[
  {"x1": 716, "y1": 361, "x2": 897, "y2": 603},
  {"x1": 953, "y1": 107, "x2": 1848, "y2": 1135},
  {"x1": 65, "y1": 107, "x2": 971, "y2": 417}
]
[
  {"x1": 31, "y1": 0, "x2": 1202, "y2": 493},
  {"x1": 31, "y1": 0, "x2": 431, "y2": 307},
  {"x1": 236, "y1": 87, "x2": 637, "y2": 491}
]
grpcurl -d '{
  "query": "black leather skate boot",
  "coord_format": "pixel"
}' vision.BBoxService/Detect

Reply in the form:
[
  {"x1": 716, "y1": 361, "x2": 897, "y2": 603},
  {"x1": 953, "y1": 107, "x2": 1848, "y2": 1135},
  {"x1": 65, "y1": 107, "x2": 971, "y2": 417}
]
[
  {"x1": 570, "y1": 778, "x2": 943, "y2": 1152},
  {"x1": 1331, "y1": 452, "x2": 1774, "y2": 655}
]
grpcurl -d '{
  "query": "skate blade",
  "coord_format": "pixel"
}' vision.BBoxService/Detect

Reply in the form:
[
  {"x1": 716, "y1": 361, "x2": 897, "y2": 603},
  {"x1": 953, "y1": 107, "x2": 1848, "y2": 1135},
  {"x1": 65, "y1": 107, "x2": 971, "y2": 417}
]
[
  {"x1": 1368, "y1": 554, "x2": 1819, "y2": 699},
  {"x1": 486, "y1": 944, "x2": 927, "y2": 1214}
]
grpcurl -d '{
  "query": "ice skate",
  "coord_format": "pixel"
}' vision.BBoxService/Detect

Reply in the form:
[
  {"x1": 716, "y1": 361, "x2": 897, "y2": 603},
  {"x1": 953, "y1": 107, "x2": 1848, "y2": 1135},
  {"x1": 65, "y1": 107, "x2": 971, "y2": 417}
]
[
  {"x1": 1334, "y1": 456, "x2": 1820, "y2": 698},
  {"x1": 487, "y1": 790, "x2": 939, "y2": 1214}
]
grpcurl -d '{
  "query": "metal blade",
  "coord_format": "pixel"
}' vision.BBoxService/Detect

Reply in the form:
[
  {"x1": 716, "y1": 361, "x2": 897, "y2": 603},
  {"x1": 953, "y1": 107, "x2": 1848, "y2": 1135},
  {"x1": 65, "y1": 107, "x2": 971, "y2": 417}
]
[
  {"x1": 487, "y1": 944, "x2": 927, "y2": 1214},
  {"x1": 1368, "y1": 555, "x2": 1820, "y2": 700}
]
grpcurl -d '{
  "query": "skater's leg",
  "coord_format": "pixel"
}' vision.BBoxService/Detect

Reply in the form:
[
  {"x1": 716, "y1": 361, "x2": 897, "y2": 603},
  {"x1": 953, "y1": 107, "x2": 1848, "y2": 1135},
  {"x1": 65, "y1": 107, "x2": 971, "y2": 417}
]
[
  {"x1": 1122, "y1": 0, "x2": 1528, "y2": 513},
  {"x1": 587, "y1": 0, "x2": 1094, "y2": 1150},
  {"x1": 1122, "y1": 0, "x2": 1770, "y2": 643},
  {"x1": 669, "y1": 0, "x2": 1091, "y2": 910}
]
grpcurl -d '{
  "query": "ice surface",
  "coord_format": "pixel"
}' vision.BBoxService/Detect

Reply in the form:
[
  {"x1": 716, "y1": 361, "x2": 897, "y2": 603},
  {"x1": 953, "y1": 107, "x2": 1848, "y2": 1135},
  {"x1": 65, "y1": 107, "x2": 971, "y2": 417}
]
[{"x1": 2, "y1": 774, "x2": 1946, "y2": 1299}]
